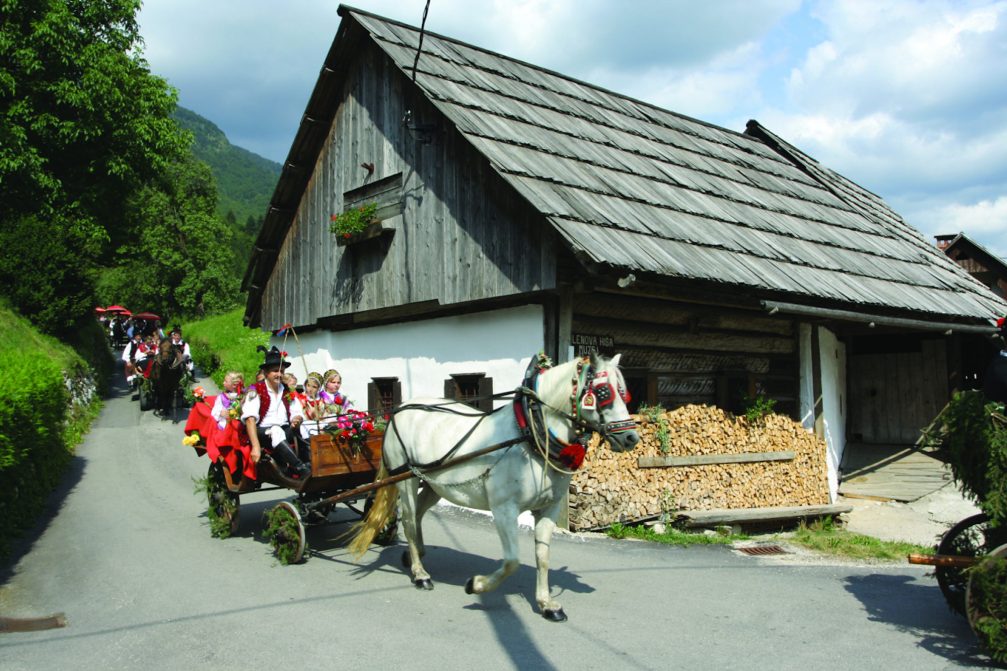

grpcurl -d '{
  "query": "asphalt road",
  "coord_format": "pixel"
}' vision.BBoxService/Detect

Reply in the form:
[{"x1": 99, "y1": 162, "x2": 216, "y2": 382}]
[{"x1": 0, "y1": 374, "x2": 995, "y2": 670}]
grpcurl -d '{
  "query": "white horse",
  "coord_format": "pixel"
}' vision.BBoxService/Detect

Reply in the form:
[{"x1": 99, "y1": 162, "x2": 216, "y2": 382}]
[{"x1": 349, "y1": 353, "x2": 640, "y2": 622}]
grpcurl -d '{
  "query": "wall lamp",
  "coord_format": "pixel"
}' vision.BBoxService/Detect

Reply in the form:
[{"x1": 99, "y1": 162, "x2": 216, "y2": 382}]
[{"x1": 403, "y1": 109, "x2": 438, "y2": 144}]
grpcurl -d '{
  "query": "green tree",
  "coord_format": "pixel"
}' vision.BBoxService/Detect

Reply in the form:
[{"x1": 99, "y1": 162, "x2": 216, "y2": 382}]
[
  {"x1": 98, "y1": 156, "x2": 240, "y2": 319},
  {"x1": 0, "y1": 0, "x2": 186, "y2": 333}
]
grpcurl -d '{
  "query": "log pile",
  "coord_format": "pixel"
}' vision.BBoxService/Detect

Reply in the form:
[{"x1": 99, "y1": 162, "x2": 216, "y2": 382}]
[{"x1": 569, "y1": 405, "x2": 830, "y2": 530}]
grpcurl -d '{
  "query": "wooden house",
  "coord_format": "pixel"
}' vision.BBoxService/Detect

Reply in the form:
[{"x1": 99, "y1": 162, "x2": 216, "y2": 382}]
[
  {"x1": 242, "y1": 6, "x2": 1006, "y2": 501},
  {"x1": 937, "y1": 233, "x2": 1007, "y2": 298}
]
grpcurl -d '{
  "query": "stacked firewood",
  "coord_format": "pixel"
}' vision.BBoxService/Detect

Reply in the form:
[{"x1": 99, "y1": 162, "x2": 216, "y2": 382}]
[{"x1": 569, "y1": 405, "x2": 830, "y2": 530}]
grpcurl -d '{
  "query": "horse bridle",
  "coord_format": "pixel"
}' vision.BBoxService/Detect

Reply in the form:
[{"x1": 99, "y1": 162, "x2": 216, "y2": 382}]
[{"x1": 529, "y1": 357, "x2": 636, "y2": 443}]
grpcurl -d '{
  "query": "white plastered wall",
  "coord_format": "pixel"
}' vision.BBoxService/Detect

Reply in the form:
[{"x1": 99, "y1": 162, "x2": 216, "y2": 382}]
[
  {"x1": 271, "y1": 304, "x2": 544, "y2": 410},
  {"x1": 798, "y1": 324, "x2": 847, "y2": 502}
]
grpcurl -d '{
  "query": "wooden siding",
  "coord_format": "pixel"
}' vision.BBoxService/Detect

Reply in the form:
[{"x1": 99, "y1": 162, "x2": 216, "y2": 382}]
[
  {"x1": 571, "y1": 293, "x2": 798, "y2": 416},
  {"x1": 847, "y1": 339, "x2": 948, "y2": 444},
  {"x1": 260, "y1": 40, "x2": 557, "y2": 330}
]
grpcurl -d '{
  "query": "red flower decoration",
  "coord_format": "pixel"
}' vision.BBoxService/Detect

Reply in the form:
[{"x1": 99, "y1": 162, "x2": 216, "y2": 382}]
[
  {"x1": 330, "y1": 214, "x2": 338, "y2": 222},
  {"x1": 557, "y1": 444, "x2": 586, "y2": 470}
]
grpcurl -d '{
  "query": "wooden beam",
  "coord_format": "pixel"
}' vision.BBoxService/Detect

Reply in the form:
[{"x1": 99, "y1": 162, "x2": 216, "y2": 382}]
[
  {"x1": 638, "y1": 451, "x2": 795, "y2": 468},
  {"x1": 675, "y1": 504, "x2": 852, "y2": 527}
]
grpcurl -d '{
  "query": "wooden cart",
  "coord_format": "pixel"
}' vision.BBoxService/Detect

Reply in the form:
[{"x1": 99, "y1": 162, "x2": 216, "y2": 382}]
[
  {"x1": 909, "y1": 392, "x2": 1007, "y2": 657},
  {"x1": 203, "y1": 431, "x2": 389, "y2": 563}
]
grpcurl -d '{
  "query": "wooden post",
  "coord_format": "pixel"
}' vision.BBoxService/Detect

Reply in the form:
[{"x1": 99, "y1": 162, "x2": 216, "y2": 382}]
[{"x1": 811, "y1": 326, "x2": 825, "y2": 440}]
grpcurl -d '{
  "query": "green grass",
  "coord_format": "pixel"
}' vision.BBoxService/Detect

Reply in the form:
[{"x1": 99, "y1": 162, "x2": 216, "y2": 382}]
[
  {"x1": 0, "y1": 299, "x2": 84, "y2": 367},
  {"x1": 604, "y1": 516, "x2": 936, "y2": 561},
  {"x1": 607, "y1": 521, "x2": 749, "y2": 546},
  {"x1": 181, "y1": 307, "x2": 270, "y2": 387},
  {"x1": 788, "y1": 517, "x2": 934, "y2": 561}
]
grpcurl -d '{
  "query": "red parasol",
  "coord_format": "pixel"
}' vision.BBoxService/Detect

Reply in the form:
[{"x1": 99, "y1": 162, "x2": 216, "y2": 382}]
[
  {"x1": 132, "y1": 312, "x2": 161, "y2": 321},
  {"x1": 105, "y1": 305, "x2": 128, "y2": 313},
  {"x1": 94, "y1": 306, "x2": 107, "y2": 313}
]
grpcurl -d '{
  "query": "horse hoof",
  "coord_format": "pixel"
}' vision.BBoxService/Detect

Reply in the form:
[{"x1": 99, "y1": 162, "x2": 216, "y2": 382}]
[
  {"x1": 414, "y1": 578, "x2": 434, "y2": 591},
  {"x1": 542, "y1": 608, "x2": 567, "y2": 623},
  {"x1": 465, "y1": 578, "x2": 474, "y2": 594}
]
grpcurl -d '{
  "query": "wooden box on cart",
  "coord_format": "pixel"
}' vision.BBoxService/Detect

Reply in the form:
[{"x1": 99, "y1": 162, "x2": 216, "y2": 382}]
[{"x1": 309, "y1": 432, "x2": 383, "y2": 478}]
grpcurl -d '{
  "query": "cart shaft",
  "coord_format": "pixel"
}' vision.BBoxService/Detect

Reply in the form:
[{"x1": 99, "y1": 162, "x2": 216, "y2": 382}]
[{"x1": 907, "y1": 553, "x2": 978, "y2": 568}]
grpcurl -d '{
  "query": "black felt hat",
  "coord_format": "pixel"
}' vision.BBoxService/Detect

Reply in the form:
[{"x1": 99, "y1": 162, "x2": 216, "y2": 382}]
[{"x1": 258, "y1": 345, "x2": 291, "y2": 371}]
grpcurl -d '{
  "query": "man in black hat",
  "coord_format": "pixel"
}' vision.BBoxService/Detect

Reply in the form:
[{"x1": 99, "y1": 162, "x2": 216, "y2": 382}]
[{"x1": 241, "y1": 346, "x2": 310, "y2": 479}]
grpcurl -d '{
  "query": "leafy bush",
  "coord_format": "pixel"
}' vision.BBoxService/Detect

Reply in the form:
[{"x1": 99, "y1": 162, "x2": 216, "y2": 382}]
[
  {"x1": 181, "y1": 308, "x2": 270, "y2": 387},
  {"x1": 940, "y1": 391, "x2": 1007, "y2": 526},
  {"x1": 0, "y1": 355, "x2": 72, "y2": 554},
  {"x1": 638, "y1": 403, "x2": 672, "y2": 454},
  {"x1": 968, "y1": 554, "x2": 1007, "y2": 663},
  {"x1": 0, "y1": 301, "x2": 104, "y2": 555},
  {"x1": 743, "y1": 392, "x2": 778, "y2": 424}
]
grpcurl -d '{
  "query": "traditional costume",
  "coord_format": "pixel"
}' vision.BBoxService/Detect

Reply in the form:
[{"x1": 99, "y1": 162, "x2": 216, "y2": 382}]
[{"x1": 240, "y1": 346, "x2": 309, "y2": 479}]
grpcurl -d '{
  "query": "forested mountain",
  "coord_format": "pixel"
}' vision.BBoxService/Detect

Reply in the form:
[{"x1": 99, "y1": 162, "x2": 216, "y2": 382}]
[{"x1": 172, "y1": 107, "x2": 280, "y2": 271}]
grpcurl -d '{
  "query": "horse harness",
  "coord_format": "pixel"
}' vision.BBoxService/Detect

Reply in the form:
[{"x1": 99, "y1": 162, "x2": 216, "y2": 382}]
[{"x1": 383, "y1": 355, "x2": 633, "y2": 481}]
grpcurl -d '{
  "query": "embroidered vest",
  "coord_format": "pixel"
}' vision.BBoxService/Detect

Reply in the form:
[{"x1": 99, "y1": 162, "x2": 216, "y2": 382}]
[{"x1": 254, "y1": 381, "x2": 291, "y2": 424}]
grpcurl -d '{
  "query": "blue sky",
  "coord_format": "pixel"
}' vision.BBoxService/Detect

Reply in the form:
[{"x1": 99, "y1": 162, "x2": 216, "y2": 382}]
[{"x1": 137, "y1": 0, "x2": 1007, "y2": 257}]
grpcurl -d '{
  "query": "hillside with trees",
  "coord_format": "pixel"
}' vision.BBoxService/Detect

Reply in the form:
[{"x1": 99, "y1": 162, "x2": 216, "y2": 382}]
[{"x1": 172, "y1": 107, "x2": 280, "y2": 275}]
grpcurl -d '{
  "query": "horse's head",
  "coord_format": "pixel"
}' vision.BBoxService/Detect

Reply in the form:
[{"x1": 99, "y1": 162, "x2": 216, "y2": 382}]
[{"x1": 579, "y1": 353, "x2": 639, "y2": 452}]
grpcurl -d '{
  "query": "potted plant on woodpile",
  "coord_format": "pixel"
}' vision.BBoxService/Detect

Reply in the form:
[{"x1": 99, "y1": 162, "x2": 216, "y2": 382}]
[{"x1": 331, "y1": 203, "x2": 383, "y2": 246}]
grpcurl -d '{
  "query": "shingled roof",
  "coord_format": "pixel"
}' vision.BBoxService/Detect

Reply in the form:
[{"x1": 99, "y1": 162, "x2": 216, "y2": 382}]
[{"x1": 245, "y1": 6, "x2": 1004, "y2": 328}]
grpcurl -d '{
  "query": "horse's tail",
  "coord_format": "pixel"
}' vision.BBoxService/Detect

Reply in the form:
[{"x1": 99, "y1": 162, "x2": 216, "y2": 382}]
[{"x1": 346, "y1": 463, "x2": 396, "y2": 560}]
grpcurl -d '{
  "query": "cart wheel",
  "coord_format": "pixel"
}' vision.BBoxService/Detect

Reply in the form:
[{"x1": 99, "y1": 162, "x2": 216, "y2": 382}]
[
  {"x1": 936, "y1": 513, "x2": 1003, "y2": 616},
  {"x1": 138, "y1": 384, "x2": 153, "y2": 411},
  {"x1": 265, "y1": 501, "x2": 306, "y2": 565},
  {"x1": 206, "y1": 462, "x2": 240, "y2": 538},
  {"x1": 966, "y1": 542, "x2": 1007, "y2": 661}
]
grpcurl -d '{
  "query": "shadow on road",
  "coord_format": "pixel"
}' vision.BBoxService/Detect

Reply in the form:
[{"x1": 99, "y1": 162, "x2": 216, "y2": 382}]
[
  {"x1": 0, "y1": 454, "x2": 88, "y2": 585},
  {"x1": 844, "y1": 573, "x2": 992, "y2": 667}
]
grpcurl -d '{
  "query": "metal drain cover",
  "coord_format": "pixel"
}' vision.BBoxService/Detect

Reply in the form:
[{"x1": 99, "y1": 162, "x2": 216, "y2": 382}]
[{"x1": 738, "y1": 544, "x2": 788, "y2": 556}]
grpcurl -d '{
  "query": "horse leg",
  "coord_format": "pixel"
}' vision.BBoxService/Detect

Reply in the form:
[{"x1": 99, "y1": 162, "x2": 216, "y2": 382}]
[
  {"x1": 397, "y1": 479, "x2": 434, "y2": 590},
  {"x1": 533, "y1": 501, "x2": 567, "y2": 622},
  {"x1": 465, "y1": 501, "x2": 520, "y2": 596},
  {"x1": 411, "y1": 484, "x2": 441, "y2": 554}
]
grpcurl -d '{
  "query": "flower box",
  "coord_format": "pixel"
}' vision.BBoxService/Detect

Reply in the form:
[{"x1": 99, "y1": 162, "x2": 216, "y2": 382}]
[{"x1": 335, "y1": 221, "x2": 393, "y2": 247}]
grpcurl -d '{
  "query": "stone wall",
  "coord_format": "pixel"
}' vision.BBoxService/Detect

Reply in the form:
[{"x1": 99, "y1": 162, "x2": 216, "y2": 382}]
[{"x1": 569, "y1": 405, "x2": 830, "y2": 530}]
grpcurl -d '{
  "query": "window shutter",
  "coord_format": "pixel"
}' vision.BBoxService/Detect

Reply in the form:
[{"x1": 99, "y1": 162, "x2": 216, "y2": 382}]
[
  {"x1": 478, "y1": 376, "x2": 494, "y2": 411},
  {"x1": 368, "y1": 382, "x2": 380, "y2": 416}
]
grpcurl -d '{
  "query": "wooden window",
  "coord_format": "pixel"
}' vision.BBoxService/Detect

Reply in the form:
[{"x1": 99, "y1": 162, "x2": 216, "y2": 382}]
[
  {"x1": 342, "y1": 172, "x2": 404, "y2": 222},
  {"x1": 445, "y1": 373, "x2": 493, "y2": 412},
  {"x1": 367, "y1": 377, "x2": 401, "y2": 417},
  {"x1": 715, "y1": 371, "x2": 753, "y2": 415}
]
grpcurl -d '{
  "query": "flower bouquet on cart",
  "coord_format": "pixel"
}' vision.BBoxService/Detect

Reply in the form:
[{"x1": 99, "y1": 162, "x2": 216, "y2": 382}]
[{"x1": 324, "y1": 410, "x2": 379, "y2": 455}]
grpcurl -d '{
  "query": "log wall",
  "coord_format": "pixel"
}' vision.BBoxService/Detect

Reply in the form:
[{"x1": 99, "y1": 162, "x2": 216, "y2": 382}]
[
  {"x1": 572, "y1": 293, "x2": 799, "y2": 417},
  {"x1": 569, "y1": 404, "x2": 829, "y2": 530}
]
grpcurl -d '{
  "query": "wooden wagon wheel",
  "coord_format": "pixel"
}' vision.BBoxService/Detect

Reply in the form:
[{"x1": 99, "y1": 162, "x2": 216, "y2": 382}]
[
  {"x1": 966, "y1": 542, "x2": 1007, "y2": 662},
  {"x1": 936, "y1": 513, "x2": 1002, "y2": 616},
  {"x1": 264, "y1": 501, "x2": 306, "y2": 565},
  {"x1": 206, "y1": 462, "x2": 240, "y2": 538}
]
